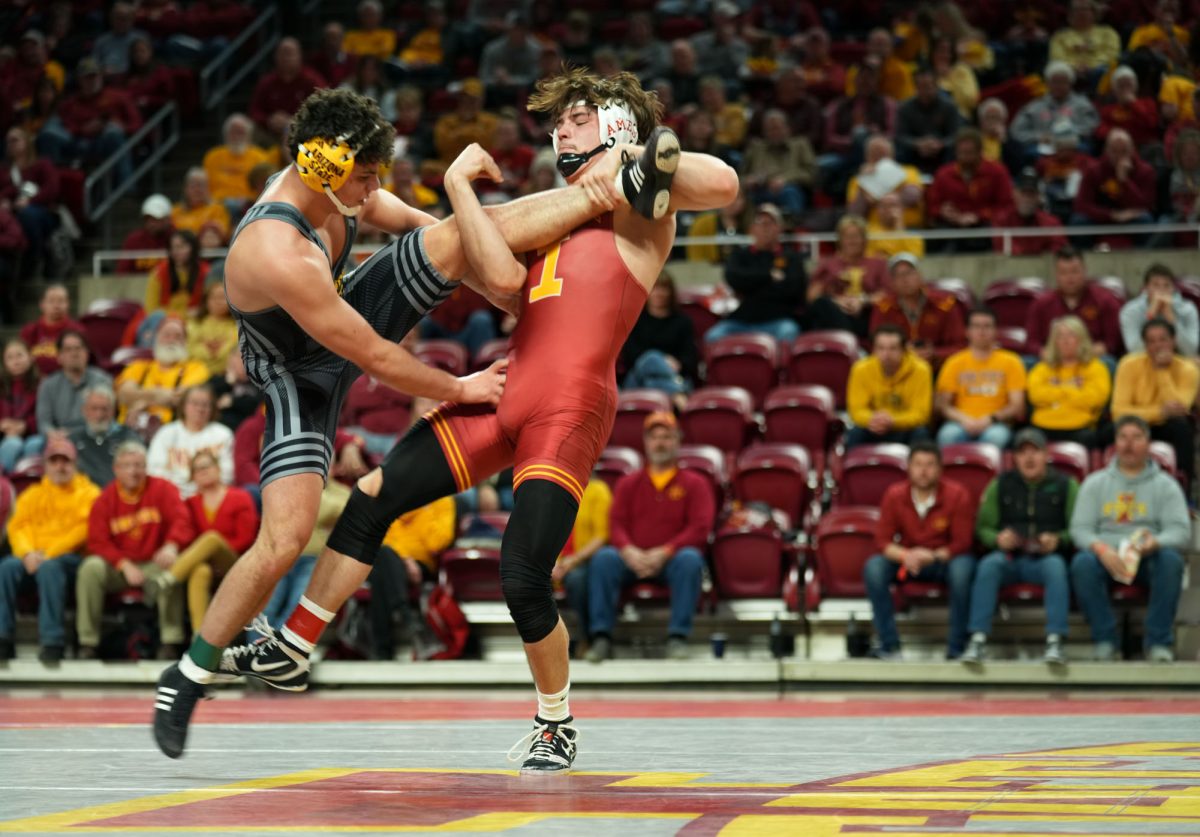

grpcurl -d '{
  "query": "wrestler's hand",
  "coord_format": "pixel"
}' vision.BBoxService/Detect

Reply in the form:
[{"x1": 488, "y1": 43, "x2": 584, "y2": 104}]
[
  {"x1": 446, "y1": 143, "x2": 503, "y2": 184},
  {"x1": 456, "y1": 359, "x2": 508, "y2": 405},
  {"x1": 578, "y1": 144, "x2": 635, "y2": 211}
]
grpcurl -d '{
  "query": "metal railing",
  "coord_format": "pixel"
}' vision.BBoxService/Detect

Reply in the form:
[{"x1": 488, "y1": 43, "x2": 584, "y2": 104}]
[{"x1": 199, "y1": 4, "x2": 281, "y2": 115}]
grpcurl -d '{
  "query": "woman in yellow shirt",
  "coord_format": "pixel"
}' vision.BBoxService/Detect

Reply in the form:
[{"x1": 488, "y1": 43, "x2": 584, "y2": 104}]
[
  {"x1": 1028, "y1": 315, "x2": 1112, "y2": 448},
  {"x1": 188, "y1": 282, "x2": 240, "y2": 377}
]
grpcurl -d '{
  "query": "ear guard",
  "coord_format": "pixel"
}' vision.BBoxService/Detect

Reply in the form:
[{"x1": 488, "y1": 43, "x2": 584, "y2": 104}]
[{"x1": 295, "y1": 123, "x2": 384, "y2": 216}]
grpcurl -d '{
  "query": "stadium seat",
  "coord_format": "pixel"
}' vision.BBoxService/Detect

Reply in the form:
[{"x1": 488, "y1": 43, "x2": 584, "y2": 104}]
[
  {"x1": 763, "y1": 384, "x2": 836, "y2": 473},
  {"x1": 834, "y1": 443, "x2": 908, "y2": 507},
  {"x1": 438, "y1": 548, "x2": 502, "y2": 601},
  {"x1": 415, "y1": 340, "x2": 468, "y2": 376},
  {"x1": 941, "y1": 442, "x2": 1002, "y2": 505},
  {"x1": 680, "y1": 386, "x2": 756, "y2": 453},
  {"x1": 995, "y1": 326, "x2": 1028, "y2": 354},
  {"x1": 105, "y1": 345, "x2": 153, "y2": 376},
  {"x1": 471, "y1": 338, "x2": 510, "y2": 371},
  {"x1": 609, "y1": 389, "x2": 673, "y2": 450},
  {"x1": 983, "y1": 279, "x2": 1043, "y2": 329},
  {"x1": 678, "y1": 289, "x2": 720, "y2": 346},
  {"x1": 786, "y1": 330, "x2": 858, "y2": 408},
  {"x1": 0, "y1": 476, "x2": 14, "y2": 532},
  {"x1": 704, "y1": 333, "x2": 780, "y2": 408},
  {"x1": 595, "y1": 446, "x2": 643, "y2": 491},
  {"x1": 732, "y1": 443, "x2": 813, "y2": 529},
  {"x1": 1045, "y1": 441, "x2": 1090, "y2": 483},
  {"x1": 677, "y1": 443, "x2": 727, "y2": 505},
  {"x1": 809, "y1": 506, "x2": 881, "y2": 605},
  {"x1": 128, "y1": 411, "x2": 164, "y2": 446},
  {"x1": 342, "y1": 376, "x2": 412, "y2": 435},
  {"x1": 80, "y1": 299, "x2": 143, "y2": 365},
  {"x1": 7, "y1": 456, "x2": 43, "y2": 493},
  {"x1": 1177, "y1": 276, "x2": 1200, "y2": 312},
  {"x1": 930, "y1": 277, "x2": 975, "y2": 322},
  {"x1": 1093, "y1": 276, "x2": 1128, "y2": 303},
  {"x1": 710, "y1": 524, "x2": 788, "y2": 599}
]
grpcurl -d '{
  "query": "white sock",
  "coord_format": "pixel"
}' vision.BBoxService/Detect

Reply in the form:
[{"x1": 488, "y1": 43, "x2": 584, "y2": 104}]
[
  {"x1": 179, "y1": 653, "x2": 214, "y2": 685},
  {"x1": 537, "y1": 682, "x2": 571, "y2": 722}
]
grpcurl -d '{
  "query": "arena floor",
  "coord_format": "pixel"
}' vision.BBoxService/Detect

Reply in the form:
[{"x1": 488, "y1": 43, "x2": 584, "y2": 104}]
[{"x1": 0, "y1": 688, "x2": 1197, "y2": 836}]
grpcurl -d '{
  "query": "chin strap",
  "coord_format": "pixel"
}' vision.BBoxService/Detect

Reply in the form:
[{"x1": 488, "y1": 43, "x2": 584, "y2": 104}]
[
  {"x1": 324, "y1": 184, "x2": 363, "y2": 217},
  {"x1": 555, "y1": 138, "x2": 614, "y2": 178}
]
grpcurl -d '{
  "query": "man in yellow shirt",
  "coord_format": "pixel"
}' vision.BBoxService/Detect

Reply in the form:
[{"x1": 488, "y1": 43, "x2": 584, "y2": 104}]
[
  {"x1": 171, "y1": 168, "x2": 231, "y2": 244},
  {"x1": 342, "y1": 0, "x2": 397, "y2": 59},
  {"x1": 1127, "y1": 0, "x2": 1190, "y2": 68},
  {"x1": 846, "y1": 28, "x2": 915, "y2": 102},
  {"x1": 202, "y1": 113, "x2": 273, "y2": 214},
  {"x1": 115, "y1": 317, "x2": 209, "y2": 425},
  {"x1": 0, "y1": 437, "x2": 101, "y2": 662},
  {"x1": 433, "y1": 79, "x2": 499, "y2": 165},
  {"x1": 1049, "y1": 0, "x2": 1121, "y2": 82},
  {"x1": 846, "y1": 324, "x2": 933, "y2": 448},
  {"x1": 936, "y1": 308, "x2": 1027, "y2": 448},
  {"x1": 1112, "y1": 317, "x2": 1199, "y2": 486}
]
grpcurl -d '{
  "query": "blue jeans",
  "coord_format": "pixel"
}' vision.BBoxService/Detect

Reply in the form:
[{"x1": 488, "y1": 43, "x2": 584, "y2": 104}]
[
  {"x1": 0, "y1": 434, "x2": 44, "y2": 472},
  {"x1": 587, "y1": 545, "x2": 704, "y2": 639},
  {"x1": 622, "y1": 350, "x2": 690, "y2": 395},
  {"x1": 0, "y1": 553, "x2": 82, "y2": 646},
  {"x1": 863, "y1": 553, "x2": 976, "y2": 655},
  {"x1": 967, "y1": 551, "x2": 1070, "y2": 637},
  {"x1": 843, "y1": 426, "x2": 931, "y2": 449},
  {"x1": 936, "y1": 421, "x2": 1012, "y2": 449},
  {"x1": 419, "y1": 309, "x2": 496, "y2": 357},
  {"x1": 562, "y1": 564, "x2": 588, "y2": 640},
  {"x1": 252, "y1": 554, "x2": 318, "y2": 642},
  {"x1": 705, "y1": 317, "x2": 800, "y2": 345},
  {"x1": 1070, "y1": 548, "x2": 1184, "y2": 648}
]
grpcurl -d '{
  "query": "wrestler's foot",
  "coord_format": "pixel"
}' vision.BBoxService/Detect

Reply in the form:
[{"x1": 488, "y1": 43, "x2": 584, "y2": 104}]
[
  {"x1": 218, "y1": 617, "x2": 311, "y2": 692},
  {"x1": 507, "y1": 716, "x2": 579, "y2": 775},
  {"x1": 153, "y1": 662, "x2": 209, "y2": 759},
  {"x1": 618, "y1": 126, "x2": 680, "y2": 220}
]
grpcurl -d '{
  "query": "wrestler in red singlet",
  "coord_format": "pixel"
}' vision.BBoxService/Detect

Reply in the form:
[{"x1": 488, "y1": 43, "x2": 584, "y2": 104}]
[{"x1": 426, "y1": 212, "x2": 646, "y2": 502}]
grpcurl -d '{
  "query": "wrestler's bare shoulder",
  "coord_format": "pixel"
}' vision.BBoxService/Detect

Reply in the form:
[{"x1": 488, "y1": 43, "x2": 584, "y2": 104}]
[
  {"x1": 226, "y1": 221, "x2": 330, "y2": 312},
  {"x1": 613, "y1": 204, "x2": 677, "y2": 293}
]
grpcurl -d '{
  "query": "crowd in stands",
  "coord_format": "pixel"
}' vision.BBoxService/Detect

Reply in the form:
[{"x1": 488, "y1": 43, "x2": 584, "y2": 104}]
[{"x1": 1, "y1": 0, "x2": 1197, "y2": 665}]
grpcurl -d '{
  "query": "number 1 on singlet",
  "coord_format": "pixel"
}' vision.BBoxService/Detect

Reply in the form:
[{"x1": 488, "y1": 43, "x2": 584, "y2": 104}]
[{"x1": 529, "y1": 236, "x2": 569, "y2": 303}]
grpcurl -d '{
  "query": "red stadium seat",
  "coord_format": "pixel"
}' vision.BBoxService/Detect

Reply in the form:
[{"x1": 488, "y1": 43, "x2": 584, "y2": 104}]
[
  {"x1": 1177, "y1": 276, "x2": 1200, "y2": 312},
  {"x1": 472, "y1": 338, "x2": 510, "y2": 371},
  {"x1": 786, "y1": 330, "x2": 858, "y2": 408},
  {"x1": 677, "y1": 443, "x2": 727, "y2": 505},
  {"x1": 941, "y1": 442, "x2": 1002, "y2": 505},
  {"x1": 678, "y1": 289, "x2": 720, "y2": 346},
  {"x1": 835, "y1": 443, "x2": 908, "y2": 507},
  {"x1": 80, "y1": 299, "x2": 143, "y2": 365},
  {"x1": 595, "y1": 446, "x2": 643, "y2": 491},
  {"x1": 983, "y1": 279, "x2": 1042, "y2": 329},
  {"x1": 7, "y1": 456, "x2": 43, "y2": 493},
  {"x1": 342, "y1": 376, "x2": 412, "y2": 435},
  {"x1": 1046, "y1": 441, "x2": 1090, "y2": 483},
  {"x1": 810, "y1": 506, "x2": 881, "y2": 602},
  {"x1": 732, "y1": 443, "x2": 813, "y2": 528},
  {"x1": 1092, "y1": 276, "x2": 1128, "y2": 303},
  {"x1": 710, "y1": 525, "x2": 788, "y2": 599},
  {"x1": 415, "y1": 340, "x2": 468, "y2": 376},
  {"x1": 438, "y1": 548, "x2": 502, "y2": 601},
  {"x1": 105, "y1": 345, "x2": 153, "y2": 376},
  {"x1": 680, "y1": 386, "x2": 755, "y2": 453},
  {"x1": 0, "y1": 476, "x2": 14, "y2": 531},
  {"x1": 609, "y1": 389, "x2": 673, "y2": 450},
  {"x1": 996, "y1": 326, "x2": 1028, "y2": 354},
  {"x1": 930, "y1": 277, "x2": 976, "y2": 321},
  {"x1": 704, "y1": 334, "x2": 780, "y2": 408},
  {"x1": 763, "y1": 384, "x2": 835, "y2": 470}
]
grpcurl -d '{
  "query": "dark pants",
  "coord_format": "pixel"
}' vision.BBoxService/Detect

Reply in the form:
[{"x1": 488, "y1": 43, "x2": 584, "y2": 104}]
[
  {"x1": 367, "y1": 545, "x2": 431, "y2": 659},
  {"x1": 844, "y1": 425, "x2": 931, "y2": 449},
  {"x1": 1070, "y1": 548, "x2": 1184, "y2": 649},
  {"x1": 1151, "y1": 417, "x2": 1193, "y2": 491},
  {"x1": 863, "y1": 553, "x2": 976, "y2": 655},
  {"x1": 0, "y1": 553, "x2": 82, "y2": 647},
  {"x1": 967, "y1": 552, "x2": 1070, "y2": 637},
  {"x1": 803, "y1": 295, "x2": 870, "y2": 338},
  {"x1": 562, "y1": 564, "x2": 588, "y2": 641},
  {"x1": 588, "y1": 546, "x2": 704, "y2": 639}
]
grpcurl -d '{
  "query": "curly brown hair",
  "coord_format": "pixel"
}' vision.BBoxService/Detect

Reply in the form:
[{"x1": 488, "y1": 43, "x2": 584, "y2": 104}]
[
  {"x1": 288, "y1": 88, "x2": 396, "y2": 166},
  {"x1": 526, "y1": 66, "x2": 662, "y2": 142}
]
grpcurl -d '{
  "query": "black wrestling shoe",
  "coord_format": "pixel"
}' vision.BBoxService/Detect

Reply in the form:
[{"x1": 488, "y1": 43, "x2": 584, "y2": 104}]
[
  {"x1": 619, "y1": 126, "x2": 680, "y2": 220},
  {"x1": 218, "y1": 617, "x2": 311, "y2": 692},
  {"x1": 507, "y1": 716, "x2": 579, "y2": 775},
  {"x1": 153, "y1": 662, "x2": 209, "y2": 759}
]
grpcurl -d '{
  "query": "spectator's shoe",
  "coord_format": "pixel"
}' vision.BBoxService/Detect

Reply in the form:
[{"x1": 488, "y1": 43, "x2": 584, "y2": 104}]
[
  {"x1": 218, "y1": 617, "x2": 311, "y2": 691},
  {"x1": 665, "y1": 636, "x2": 690, "y2": 660},
  {"x1": 1148, "y1": 644, "x2": 1175, "y2": 663},
  {"x1": 868, "y1": 646, "x2": 901, "y2": 661},
  {"x1": 507, "y1": 717, "x2": 579, "y2": 775},
  {"x1": 1093, "y1": 641, "x2": 1118, "y2": 662},
  {"x1": 959, "y1": 633, "x2": 988, "y2": 665},
  {"x1": 38, "y1": 645, "x2": 64, "y2": 664},
  {"x1": 618, "y1": 127, "x2": 680, "y2": 220},
  {"x1": 0, "y1": 638, "x2": 13, "y2": 661},
  {"x1": 77, "y1": 645, "x2": 98, "y2": 660},
  {"x1": 1043, "y1": 635, "x2": 1067, "y2": 666},
  {"x1": 153, "y1": 662, "x2": 209, "y2": 759},
  {"x1": 585, "y1": 635, "x2": 612, "y2": 664},
  {"x1": 157, "y1": 643, "x2": 182, "y2": 661}
]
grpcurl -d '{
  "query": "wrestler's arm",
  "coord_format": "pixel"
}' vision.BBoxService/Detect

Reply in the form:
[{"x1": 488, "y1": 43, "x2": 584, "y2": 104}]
[
  {"x1": 586, "y1": 146, "x2": 739, "y2": 214},
  {"x1": 442, "y1": 145, "x2": 528, "y2": 294},
  {"x1": 462, "y1": 273, "x2": 521, "y2": 318},
  {"x1": 359, "y1": 188, "x2": 439, "y2": 235}
]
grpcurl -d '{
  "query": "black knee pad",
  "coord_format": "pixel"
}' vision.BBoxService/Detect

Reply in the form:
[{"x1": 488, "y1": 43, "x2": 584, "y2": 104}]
[{"x1": 499, "y1": 480, "x2": 580, "y2": 643}]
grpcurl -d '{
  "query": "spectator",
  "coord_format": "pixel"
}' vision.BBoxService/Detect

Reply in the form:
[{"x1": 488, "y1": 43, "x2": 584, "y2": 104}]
[
  {"x1": 869, "y1": 253, "x2": 966, "y2": 365},
  {"x1": 867, "y1": 193, "x2": 925, "y2": 260},
  {"x1": 620, "y1": 12, "x2": 670, "y2": 81},
  {"x1": 621, "y1": 272, "x2": 698, "y2": 404},
  {"x1": 202, "y1": 113, "x2": 273, "y2": 215},
  {"x1": 115, "y1": 317, "x2": 208, "y2": 425},
  {"x1": 1039, "y1": 127, "x2": 1089, "y2": 219},
  {"x1": 936, "y1": 307, "x2": 1027, "y2": 448},
  {"x1": 76, "y1": 440, "x2": 194, "y2": 659},
  {"x1": 0, "y1": 437, "x2": 100, "y2": 662},
  {"x1": 1, "y1": 126, "x2": 61, "y2": 281},
  {"x1": 665, "y1": 40, "x2": 701, "y2": 107},
  {"x1": 482, "y1": 115, "x2": 534, "y2": 198},
  {"x1": 691, "y1": 2, "x2": 749, "y2": 80},
  {"x1": 1098, "y1": 65, "x2": 1161, "y2": 150},
  {"x1": 20, "y1": 284, "x2": 82, "y2": 376},
  {"x1": 41, "y1": 57, "x2": 142, "y2": 178},
  {"x1": 863, "y1": 441, "x2": 976, "y2": 660},
  {"x1": 1069, "y1": 415, "x2": 1187, "y2": 662},
  {"x1": 845, "y1": 324, "x2": 933, "y2": 448},
  {"x1": 1127, "y1": 0, "x2": 1191, "y2": 68},
  {"x1": 0, "y1": 339, "x2": 42, "y2": 472},
  {"x1": 586, "y1": 412, "x2": 714, "y2": 662},
  {"x1": 848, "y1": 135, "x2": 924, "y2": 229},
  {"x1": 123, "y1": 35, "x2": 175, "y2": 117},
  {"x1": 1120, "y1": 264, "x2": 1200, "y2": 356},
  {"x1": 309, "y1": 22, "x2": 354, "y2": 88},
  {"x1": 479, "y1": 11, "x2": 541, "y2": 105},
  {"x1": 706, "y1": 203, "x2": 805, "y2": 345},
  {"x1": 0, "y1": 209, "x2": 24, "y2": 321},
  {"x1": 69, "y1": 386, "x2": 138, "y2": 487},
  {"x1": 20, "y1": 76, "x2": 63, "y2": 142},
  {"x1": 210, "y1": 352, "x2": 262, "y2": 432},
  {"x1": 1028, "y1": 316, "x2": 1113, "y2": 448},
  {"x1": 927, "y1": 128, "x2": 1015, "y2": 253},
  {"x1": 681, "y1": 110, "x2": 740, "y2": 171},
  {"x1": 1163, "y1": 87, "x2": 1200, "y2": 160},
  {"x1": 390, "y1": 86, "x2": 436, "y2": 163},
  {"x1": 822, "y1": 59, "x2": 897, "y2": 195},
  {"x1": 992, "y1": 168, "x2": 1070, "y2": 256},
  {"x1": 930, "y1": 35, "x2": 980, "y2": 119},
  {"x1": 188, "y1": 283, "x2": 238, "y2": 377},
  {"x1": 1011, "y1": 62, "x2": 1100, "y2": 155},
  {"x1": 339, "y1": 56, "x2": 393, "y2": 123},
  {"x1": 977, "y1": 98, "x2": 1024, "y2": 173},
  {"x1": 91, "y1": 2, "x2": 148, "y2": 77},
  {"x1": 248, "y1": 37, "x2": 326, "y2": 142},
  {"x1": 419, "y1": 283, "x2": 496, "y2": 357},
  {"x1": 894, "y1": 67, "x2": 961, "y2": 174},
  {"x1": 153, "y1": 450, "x2": 257, "y2": 633},
  {"x1": 554, "y1": 476, "x2": 612, "y2": 647},
  {"x1": 36, "y1": 330, "x2": 112, "y2": 437},
  {"x1": 342, "y1": 0, "x2": 396, "y2": 60},
  {"x1": 699, "y1": 76, "x2": 747, "y2": 150},
  {"x1": 1112, "y1": 318, "x2": 1198, "y2": 486},
  {"x1": 963, "y1": 428, "x2": 1076, "y2": 665},
  {"x1": 799, "y1": 27, "x2": 847, "y2": 104},
  {"x1": 740, "y1": 109, "x2": 816, "y2": 216},
  {"x1": 145, "y1": 230, "x2": 209, "y2": 321},
  {"x1": 171, "y1": 168, "x2": 230, "y2": 245},
  {"x1": 1026, "y1": 247, "x2": 1122, "y2": 359},
  {"x1": 1049, "y1": 0, "x2": 1121, "y2": 85},
  {"x1": 1, "y1": 30, "x2": 66, "y2": 122},
  {"x1": 116, "y1": 194, "x2": 173, "y2": 273},
  {"x1": 1163, "y1": 127, "x2": 1200, "y2": 230},
  {"x1": 766, "y1": 67, "x2": 824, "y2": 152},
  {"x1": 806, "y1": 214, "x2": 888, "y2": 335},
  {"x1": 146, "y1": 385, "x2": 234, "y2": 497},
  {"x1": 386, "y1": 156, "x2": 440, "y2": 213},
  {"x1": 557, "y1": 10, "x2": 595, "y2": 68},
  {"x1": 433, "y1": 78, "x2": 498, "y2": 165},
  {"x1": 848, "y1": 28, "x2": 915, "y2": 102}
]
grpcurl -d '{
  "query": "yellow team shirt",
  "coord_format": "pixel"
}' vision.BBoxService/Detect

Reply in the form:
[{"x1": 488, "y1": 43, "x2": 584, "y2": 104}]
[
  {"x1": 115, "y1": 358, "x2": 210, "y2": 423},
  {"x1": 342, "y1": 28, "x2": 397, "y2": 59},
  {"x1": 563, "y1": 479, "x2": 612, "y2": 560},
  {"x1": 1027, "y1": 359, "x2": 1111, "y2": 430},
  {"x1": 1048, "y1": 26, "x2": 1121, "y2": 70},
  {"x1": 846, "y1": 57, "x2": 915, "y2": 102},
  {"x1": 846, "y1": 163, "x2": 924, "y2": 228},
  {"x1": 847, "y1": 352, "x2": 933, "y2": 430},
  {"x1": 381, "y1": 495, "x2": 456, "y2": 573},
  {"x1": 171, "y1": 201, "x2": 231, "y2": 242},
  {"x1": 7, "y1": 473, "x2": 101, "y2": 558},
  {"x1": 865, "y1": 222, "x2": 925, "y2": 259},
  {"x1": 187, "y1": 315, "x2": 240, "y2": 377},
  {"x1": 1128, "y1": 23, "x2": 1190, "y2": 53},
  {"x1": 202, "y1": 144, "x2": 274, "y2": 203},
  {"x1": 1111, "y1": 352, "x2": 1200, "y2": 425},
  {"x1": 399, "y1": 29, "x2": 443, "y2": 66},
  {"x1": 1160, "y1": 75, "x2": 1197, "y2": 122},
  {"x1": 433, "y1": 111, "x2": 499, "y2": 164},
  {"x1": 936, "y1": 348, "x2": 1027, "y2": 419}
]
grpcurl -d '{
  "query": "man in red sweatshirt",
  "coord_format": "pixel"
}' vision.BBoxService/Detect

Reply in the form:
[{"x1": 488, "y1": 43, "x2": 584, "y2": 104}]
[
  {"x1": 20, "y1": 284, "x2": 83, "y2": 375},
  {"x1": 585, "y1": 411, "x2": 715, "y2": 662},
  {"x1": 75, "y1": 440, "x2": 195, "y2": 659},
  {"x1": 863, "y1": 440, "x2": 977, "y2": 660}
]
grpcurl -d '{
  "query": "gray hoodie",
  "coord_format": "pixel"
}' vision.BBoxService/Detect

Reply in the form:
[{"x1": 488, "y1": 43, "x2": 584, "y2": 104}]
[
  {"x1": 1119, "y1": 291, "x2": 1200, "y2": 357},
  {"x1": 1070, "y1": 458, "x2": 1190, "y2": 552}
]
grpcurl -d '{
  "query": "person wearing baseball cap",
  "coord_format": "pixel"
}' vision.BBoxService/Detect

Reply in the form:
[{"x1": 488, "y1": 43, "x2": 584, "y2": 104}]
[
  {"x1": 962, "y1": 425, "x2": 1077, "y2": 666},
  {"x1": 585, "y1": 409, "x2": 714, "y2": 663},
  {"x1": 50, "y1": 52, "x2": 141, "y2": 186},
  {"x1": 868, "y1": 251, "x2": 966, "y2": 365},
  {"x1": 989, "y1": 167, "x2": 1068, "y2": 256},
  {"x1": 0, "y1": 436, "x2": 101, "y2": 663},
  {"x1": 116, "y1": 193, "x2": 173, "y2": 272}
]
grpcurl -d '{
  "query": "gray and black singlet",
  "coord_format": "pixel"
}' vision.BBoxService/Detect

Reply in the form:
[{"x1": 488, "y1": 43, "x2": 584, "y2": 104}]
[{"x1": 225, "y1": 200, "x2": 454, "y2": 486}]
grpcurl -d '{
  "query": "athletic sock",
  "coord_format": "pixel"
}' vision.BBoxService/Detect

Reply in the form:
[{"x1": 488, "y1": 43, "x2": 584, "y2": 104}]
[
  {"x1": 180, "y1": 652, "x2": 215, "y2": 685},
  {"x1": 537, "y1": 682, "x2": 571, "y2": 723},
  {"x1": 185, "y1": 635, "x2": 223, "y2": 675},
  {"x1": 282, "y1": 596, "x2": 335, "y2": 653}
]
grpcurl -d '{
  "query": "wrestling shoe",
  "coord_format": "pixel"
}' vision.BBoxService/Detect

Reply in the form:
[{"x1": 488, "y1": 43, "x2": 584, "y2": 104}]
[
  {"x1": 507, "y1": 716, "x2": 579, "y2": 775},
  {"x1": 153, "y1": 662, "x2": 209, "y2": 759},
  {"x1": 618, "y1": 126, "x2": 680, "y2": 220},
  {"x1": 218, "y1": 616, "x2": 311, "y2": 692}
]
